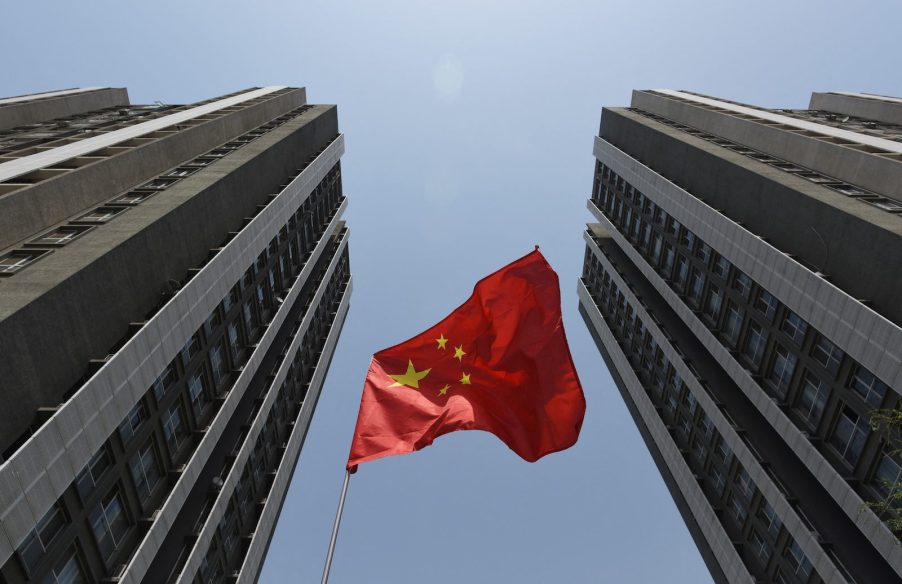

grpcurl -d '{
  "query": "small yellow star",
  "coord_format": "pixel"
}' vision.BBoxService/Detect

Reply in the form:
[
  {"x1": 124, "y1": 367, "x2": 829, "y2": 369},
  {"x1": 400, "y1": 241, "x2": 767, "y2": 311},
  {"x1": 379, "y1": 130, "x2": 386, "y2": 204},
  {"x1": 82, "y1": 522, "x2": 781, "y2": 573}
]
[
  {"x1": 439, "y1": 384, "x2": 450, "y2": 396},
  {"x1": 388, "y1": 360, "x2": 431, "y2": 389},
  {"x1": 436, "y1": 334, "x2": 448, "y2": 350},
  {"x1": 454, "y1": 345, "x2": 466, "y2": 361},
  {"x1": 460, "y1": 373, "x2": 471, "y2": 385}
]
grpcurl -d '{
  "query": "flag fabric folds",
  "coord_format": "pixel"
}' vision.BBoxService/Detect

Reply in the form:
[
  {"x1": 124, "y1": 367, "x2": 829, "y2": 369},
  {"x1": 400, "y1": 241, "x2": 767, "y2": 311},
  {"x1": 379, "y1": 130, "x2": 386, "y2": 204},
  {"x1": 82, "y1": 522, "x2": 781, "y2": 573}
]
[{"x1": 346, "y1": 249, "x2": 585, "y2": 470}]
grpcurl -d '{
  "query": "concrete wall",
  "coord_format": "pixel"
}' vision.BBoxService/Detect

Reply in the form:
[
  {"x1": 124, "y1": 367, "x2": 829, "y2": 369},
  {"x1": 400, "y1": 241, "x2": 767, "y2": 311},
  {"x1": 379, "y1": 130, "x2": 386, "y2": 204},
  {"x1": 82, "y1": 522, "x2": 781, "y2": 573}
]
[
  {"x1": 0, "y1": 89, "x2": 306, "y2": 250},
  {"x1": 0, "y1": 88, "x2": 130, "y2": 131},
  {"x1": 810, "y1": 92, "x2": 902, "y2": 126},
  {"x1": 631, "y1": 91, "x2": 902, "y2": 204}
]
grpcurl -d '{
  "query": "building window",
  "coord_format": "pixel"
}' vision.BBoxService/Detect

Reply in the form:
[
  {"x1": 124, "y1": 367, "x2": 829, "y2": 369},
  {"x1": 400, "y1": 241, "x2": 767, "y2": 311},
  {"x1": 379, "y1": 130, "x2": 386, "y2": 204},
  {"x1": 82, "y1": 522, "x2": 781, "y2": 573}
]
[
  {"x1": 735, "y1": 468, "x2": 756, "y2": 501},
  {"x1": 651, "y1": 234, "x2": 663, "y2": 263},
  {"x1": 673, "y1": 254, "x2": 689, "y2": 289},
  {"x1": 722, "y1": 303, "x2": 743, "y2": 348},
  {"x1": 189, "y1": 372, "x2": 210, "y2": 420},
  {"x1": 871, "y1": 450, "x2": 902, "y2": 501},
  {"x1": 660, "y1": 243, "x2": 675, "y2": 276},
  {"x1": 89, "y1": 489, "x2": 129, "y2": 561},
  {"x1": 210, "y1": 341, "x2": 227, "y2": 388},
  {"x1": 731, "y1": 270, "x2": 753, "y2": 299},
  {"x1": 749, "y1": 529, "x2": 771, "y2": 565},
  {"x1": 162, "y1": 403, "x2": 188, "y2": 456},
  {"x1": 767, "y1": 345, "x2": 797, "y2": 399},
  {"x1": 811, "y1": 334, "x2": 843, "y2": 376},
  {"x1": 703, "y1": 285, "x2": 723, "y2": 323},
  {"x1": 709, "y1": 466, "x2": 726, "y2": 497},
  {"x1": 795, "y1": 371, "x2": 829, "y2": 429},
  {"x1": 784, "y1": 539, "x2": 813, "y2": 581},
  {"x1": 695, "y1": 242, "x2": 712, "y2": 266},
  {"x1": 42, "y1": 546, "x2": 86, "y2": 584},
  {"x1": 180, "y1": 333, "x2": 202, "y2": 368},
  {"x1": 828, "y1": 406, "x2": 869, "y2": 467},
  {"x1": 118, "y1": 401, "x2": 147, "y2": 445},
  {"x1": 227, "y1": 322, "x2": 242, "y2": 363},
  {"x1": 781, "y1": 310, "x2": 808, "y2": 346},
  {"x1": 758, "y1": 500, "x2": 782, "y2": 540},
  {"x1": 727, "y1": 493, "x2": 747, "y2": 525},
  {"x1": 848, "y1": 365, "x2": 887, "y2": 408},
  {"x1": 17, "y1": 505, "x2": 67, "y2": 574},
  {"x1": 743, "y1": 321, "x2": 768, "y2": 368},
  {"x1": 678, "y1": 227, "x2": 696, "y2": 250},
  {"x1": 151, "y1": 363, "x2": 177, "y2": 404},
  {"x1": 129, "y1": 441, "x2": 162, "y2": 502},
  {"x1": 687, "y1": 268, "x2": 705, "y2": 307},
  {"x1": 712, "y1": 254, "x2": 731, "y2": 279},
  {"x1": 75, "y1": 446, "x2": 112, "y2": 501},
  {"x1": 753, "y1": 290, "x2": 778, "y2": 322}
]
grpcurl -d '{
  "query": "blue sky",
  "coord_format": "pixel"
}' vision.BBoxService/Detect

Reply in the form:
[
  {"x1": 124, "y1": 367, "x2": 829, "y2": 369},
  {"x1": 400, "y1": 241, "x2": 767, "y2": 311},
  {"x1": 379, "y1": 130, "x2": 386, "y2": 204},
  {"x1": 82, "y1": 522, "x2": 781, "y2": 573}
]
[{"x1": 6, "y1": 1, "x2": 902, "y2": 582}]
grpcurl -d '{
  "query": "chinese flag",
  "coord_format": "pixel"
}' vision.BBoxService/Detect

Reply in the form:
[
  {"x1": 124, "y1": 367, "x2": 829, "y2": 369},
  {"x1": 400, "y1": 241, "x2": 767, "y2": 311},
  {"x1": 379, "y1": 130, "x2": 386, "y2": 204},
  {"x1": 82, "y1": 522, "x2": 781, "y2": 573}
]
[{"x1": 347, "y1": 249, "x2": 585, "y2": 470}]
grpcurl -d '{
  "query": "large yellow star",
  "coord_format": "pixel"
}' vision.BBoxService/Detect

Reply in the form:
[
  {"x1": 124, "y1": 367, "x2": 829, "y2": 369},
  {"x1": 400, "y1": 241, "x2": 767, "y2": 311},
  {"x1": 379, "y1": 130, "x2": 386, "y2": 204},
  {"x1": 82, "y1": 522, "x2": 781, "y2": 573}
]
[
  {"x1": 436, "y1": 334, "x2": 448, "y2": 350},
  {"x1": 454, "y1": 345, "x2": 466, "y2": 361},
  {"x1": 388, "y1": 360, "x2": 431, "y2": 389},
  {"x1": 460, "y1": 373, "x2": 471, "y2": 385},
  {"x1": 438, "y1": 384, "x2": 450, "y2": 396}
]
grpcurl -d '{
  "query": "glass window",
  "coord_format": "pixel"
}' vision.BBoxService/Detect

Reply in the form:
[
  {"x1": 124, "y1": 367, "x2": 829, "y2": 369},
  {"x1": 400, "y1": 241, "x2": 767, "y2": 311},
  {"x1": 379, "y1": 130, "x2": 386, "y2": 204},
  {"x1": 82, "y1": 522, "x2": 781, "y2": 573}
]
[
  {"x1": 712, "y1": 254, "x2": 731, "y2": 279},
  {"x1": 749, "y1": 529, "x2": 771, "y2": 565},
  {"x1": 795, "y1": 371, "x2": 829, "y2": 428},
  {"x1": 678, "y1": 227, "x2": 696, "y2": 250},
  {"x1": 75, "y1": 446, "x2": 112, "y2": 501},
  {"x1": 731, "y1": 270, "x2": 752, "y2": 299},
  {"x1": 189, "y1": 372, "x2": 210, "y2": 420},
  {"x1": 849, "y1": 365, "x2": 888, "y2": 408},
  {"x1": 722, "y1": 303, "x2": 743, "y2": 348},
  {"x1": 660, "y1": 242, "x2": 675, "y2": 275},
  {"x1": 871, "y1": 450, "x2": 902, "y2": 500},
  {"x1": 688, "y1": 268, "x2": 705, "y2": 307},
  {"x1": 651, "y1": 234, "x2": 663, "y2": 263},
  {"x1": 18, "y1": 505, "x2": 67, "y2": 573},
  {"x1": 743, "y1": 321, "x2": 769, "y2": 368},
  {"x1": 829, "y1": 406, "x2": 869, "y2": 466},
  {"x1": 129, "y1": 441, "x2": 162, "y2": 502},
  {"x1": 735, "y1": 468, "x2": 756, "y2": 501},
  {"x1": 151, "y1": 363, "x2": 176, "y2": 404},
  {"x1": 89, "y1": 489, "x2": 129, "y2": 561},
  {"x1": 162, "y1": 403, "x2": 188, "y2": 456},
  {"x1": 811, "y1": 334, "x2": 844, "y2": 375},
  {"x1": 210, "y1": 341, "x2": 227, "y2": 388},
  {"x1": 695, "y1": 242, "x2": 712, "y2": 266},
  {"x1": 753, "y1": 290, "x2": 778, "y2": 322},
  {"x1": 784, "y1": 539, "x2": 813, "y2": 580},
  {"x1": 758, "y1": 500, "x2": 782, "y2": 540},
  {"x1": 703, "y1": 285, "x2": 723, "y2": 323},
  {"x1": 673, "y1": 254, "x2": 689, "y2": 288},
  {"x1": 42, "y1": 547, "x2": 86, "y2": 584},
  {"x1": 118, "y1": 401, "x2": 147, "y2": 445},
  {"x1": 767, "y1": 345, "x2": 797, "y2": 399},
  {"x1": 781, "y1": 310, "x2": 808, "y2": 346},
  {"x1": 666, "y1": 216, "x2": 681, "y2": 237},
  {"x1": 180, "y1": 333, "x2": 202, "y2": 368},
  {"x1": 727, "y1": 493, "x2": 747, "y2": 526},
  {"x1": 709, "y1": 466, "x2": 726, "y2": 497}
]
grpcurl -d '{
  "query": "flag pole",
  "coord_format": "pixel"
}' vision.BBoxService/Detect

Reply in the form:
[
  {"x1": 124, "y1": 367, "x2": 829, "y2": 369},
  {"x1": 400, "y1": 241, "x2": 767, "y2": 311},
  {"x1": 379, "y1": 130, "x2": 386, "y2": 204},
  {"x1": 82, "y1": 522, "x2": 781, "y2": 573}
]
[{"x1": 321, "y1": 469, "x2": 351, "y2": 584}]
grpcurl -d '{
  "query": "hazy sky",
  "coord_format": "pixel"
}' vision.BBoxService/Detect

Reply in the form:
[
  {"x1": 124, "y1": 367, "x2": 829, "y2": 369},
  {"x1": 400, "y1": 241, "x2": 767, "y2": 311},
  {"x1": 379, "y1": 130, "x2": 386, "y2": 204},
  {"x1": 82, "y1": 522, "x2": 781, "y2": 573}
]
[{"x1": 6, "y1": 1, "x2": 902, "y2": 582}]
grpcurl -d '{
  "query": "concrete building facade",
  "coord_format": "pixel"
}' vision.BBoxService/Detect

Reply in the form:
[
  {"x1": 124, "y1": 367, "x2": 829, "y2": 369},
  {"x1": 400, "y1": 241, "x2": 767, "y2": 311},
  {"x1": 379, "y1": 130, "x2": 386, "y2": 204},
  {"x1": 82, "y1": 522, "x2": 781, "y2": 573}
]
[
  {"x1": 579, "y1": 90, "x2": 902, "y2": 583},
  {"x1": 0, "y1": 87, "x2": 351, "y2": 583}
]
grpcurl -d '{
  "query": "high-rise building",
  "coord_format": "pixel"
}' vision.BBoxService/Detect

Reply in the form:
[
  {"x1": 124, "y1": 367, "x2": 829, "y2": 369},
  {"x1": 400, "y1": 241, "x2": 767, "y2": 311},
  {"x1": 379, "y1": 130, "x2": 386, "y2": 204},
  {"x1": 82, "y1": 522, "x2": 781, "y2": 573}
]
[
  {"x1": 578, "y1": 90, "x2": 902, "y2": 583},
  {"x1": 0, "y1": 87, "x2": 351, "y2": 583}
]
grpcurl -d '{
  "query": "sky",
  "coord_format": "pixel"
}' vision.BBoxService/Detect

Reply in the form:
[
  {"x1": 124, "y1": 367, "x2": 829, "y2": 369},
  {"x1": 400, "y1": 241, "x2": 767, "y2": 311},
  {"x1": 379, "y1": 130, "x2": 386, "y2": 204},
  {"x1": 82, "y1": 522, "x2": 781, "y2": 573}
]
[{"x1": 5, "y1": 1, "x2": 902, "y2": 582}]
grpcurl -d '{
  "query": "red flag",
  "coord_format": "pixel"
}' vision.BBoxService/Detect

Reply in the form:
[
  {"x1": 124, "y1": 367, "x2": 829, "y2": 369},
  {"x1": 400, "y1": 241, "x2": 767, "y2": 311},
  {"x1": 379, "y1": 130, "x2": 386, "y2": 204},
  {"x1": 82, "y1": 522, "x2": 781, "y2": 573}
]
[{"x1": 347, "y1": 249, "x2": 585, "y2": 470}]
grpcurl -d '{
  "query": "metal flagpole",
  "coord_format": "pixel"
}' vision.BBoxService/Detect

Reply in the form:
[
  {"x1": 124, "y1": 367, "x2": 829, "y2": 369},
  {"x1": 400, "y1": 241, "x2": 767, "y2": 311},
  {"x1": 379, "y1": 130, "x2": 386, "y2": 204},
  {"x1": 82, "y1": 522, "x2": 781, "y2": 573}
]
[{"x1": 321, "y1": 469, "x2": 351, "y2": 584}]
